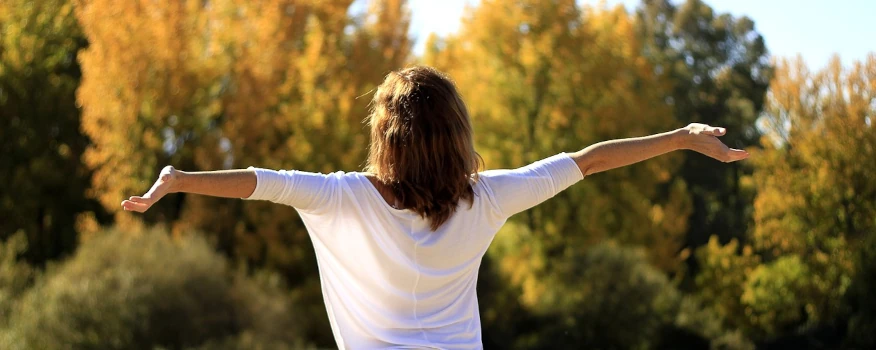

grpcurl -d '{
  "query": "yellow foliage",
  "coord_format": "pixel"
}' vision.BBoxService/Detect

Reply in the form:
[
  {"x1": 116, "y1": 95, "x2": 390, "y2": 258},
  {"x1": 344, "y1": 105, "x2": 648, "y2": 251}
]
[
  {"x1": 425, "y1": 0, "x2": 690, "y2": 280},
  {"x1": 754, "y1": 55, "x2": 875, "y2": 255},
  {"x1": 75, "y1": 0, "x2": 411, "y2": 288},
  {"x1": 695, "y1": 235, "x2": 760, "y2": 331},
  {"x1": 744, "y1": 54, "x2": 875, "y2": 335}
]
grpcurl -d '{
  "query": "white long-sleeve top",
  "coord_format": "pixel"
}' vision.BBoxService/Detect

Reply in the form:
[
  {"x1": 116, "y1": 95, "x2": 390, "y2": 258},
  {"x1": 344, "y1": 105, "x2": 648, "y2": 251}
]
[{"x1": 246, "y1": 153, "x2": 583, "y2": 349}]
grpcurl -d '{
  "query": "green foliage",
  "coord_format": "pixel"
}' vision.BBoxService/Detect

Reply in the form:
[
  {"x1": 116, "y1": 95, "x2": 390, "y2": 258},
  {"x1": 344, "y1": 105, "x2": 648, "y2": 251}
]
[
  {"x1": 486, "y1": 227, "x2": 682, "y2": 349},
  {"x1": 672, "y1": 295, "x2": 758, "y2": 349},
  {"x1": 3, "y1": 228, "x2": 306, "y2": 350},
  {"x1": 842, "y1": 232, "x2": 876, "y2": 349},
  {"x1": 741, "y1": 256, "x2": 811, "y2": 337},
  {"x1": 0, "y1": 232, "x2": 35, "y2": 304},
  {"x1": 0, "y1": 231, "x2": 37, "y2": 342},
  {"x1": 710, "y1": 330, "x2": 755, "y2": 350},
  {"x1": 532, "y1": 242, "x2": 679, "y2": 350},
  {"x1": 694, "y1": 236, "x2": 760, "y2": 332},
  {"x1": 674, "y1": 296, "x2": 724, "y2": 340}
]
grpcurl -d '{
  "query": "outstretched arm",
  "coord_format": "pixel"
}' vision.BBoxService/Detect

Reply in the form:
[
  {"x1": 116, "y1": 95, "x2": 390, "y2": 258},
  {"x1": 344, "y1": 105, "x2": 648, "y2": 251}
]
[
  {"x1": 121, "y1": 166, "x2": 256, "y2": 213},
  {"x1": 570, "y1": 123, "x2": 749, "y2": 176}
]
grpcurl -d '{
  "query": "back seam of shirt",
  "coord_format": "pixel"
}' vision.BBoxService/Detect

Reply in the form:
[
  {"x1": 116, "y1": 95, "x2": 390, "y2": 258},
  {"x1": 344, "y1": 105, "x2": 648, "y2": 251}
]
[{"x1": 411, "y1": 217, "x2": 429, "y2": 344}]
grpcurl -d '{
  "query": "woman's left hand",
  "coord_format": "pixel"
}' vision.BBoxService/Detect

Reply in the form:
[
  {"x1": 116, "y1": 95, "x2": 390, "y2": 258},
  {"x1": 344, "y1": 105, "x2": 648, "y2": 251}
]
[{"x1": 679, "y1": 123, "x2": 750, "y2": 163}]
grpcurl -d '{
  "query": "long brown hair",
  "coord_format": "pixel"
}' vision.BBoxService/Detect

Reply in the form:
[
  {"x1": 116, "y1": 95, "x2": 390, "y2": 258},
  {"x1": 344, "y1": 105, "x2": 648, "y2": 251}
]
[{"x1": 365, "y1": 66, "x2": 483, "y2": 230}]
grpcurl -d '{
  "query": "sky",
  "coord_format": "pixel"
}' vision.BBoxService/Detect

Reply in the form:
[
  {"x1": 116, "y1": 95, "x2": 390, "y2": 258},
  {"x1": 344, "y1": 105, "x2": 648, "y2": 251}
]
[{"x1": 405, "y1": 0, "x2": 876, "y2": 69}]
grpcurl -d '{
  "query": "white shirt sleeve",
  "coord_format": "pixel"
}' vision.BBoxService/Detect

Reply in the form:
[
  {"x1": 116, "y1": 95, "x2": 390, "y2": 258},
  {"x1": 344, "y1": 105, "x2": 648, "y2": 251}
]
[
  {"x1": 479, "y1": 153, "x2": 584, "y2": 218},
  {"x1": 243, "y1": 167, "x2": 338, "y2": 213}
]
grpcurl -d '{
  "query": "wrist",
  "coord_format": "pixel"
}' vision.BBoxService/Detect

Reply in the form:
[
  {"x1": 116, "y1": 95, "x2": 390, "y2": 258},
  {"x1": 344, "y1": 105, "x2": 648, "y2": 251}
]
[
  {"x1": 161, "y1": 166, "x2": 184, "y2": 193},
  {"x1": 173, "y1": 171, "x2": 188, "y2": 193},
  {"x1": 669, "y1": 128, "x2": 690, "y2": 150}
]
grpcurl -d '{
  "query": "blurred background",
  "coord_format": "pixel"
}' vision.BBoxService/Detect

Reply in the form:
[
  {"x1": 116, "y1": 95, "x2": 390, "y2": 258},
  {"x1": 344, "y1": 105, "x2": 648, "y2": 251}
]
[{"x1": 1, "y1": 0, "x2": 874, "y2": 348}]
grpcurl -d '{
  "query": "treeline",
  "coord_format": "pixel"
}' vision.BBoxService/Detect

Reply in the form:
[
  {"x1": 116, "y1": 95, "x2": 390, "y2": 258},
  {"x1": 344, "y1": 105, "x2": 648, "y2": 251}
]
[{"x1": 0, "y1": 0, "x2": 873, "y2": 348}]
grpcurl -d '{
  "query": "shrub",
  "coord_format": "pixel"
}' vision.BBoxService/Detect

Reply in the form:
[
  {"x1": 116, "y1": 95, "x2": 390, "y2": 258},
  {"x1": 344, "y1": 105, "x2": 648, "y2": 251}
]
[
  {"x1": 711, "y1": 330, "x2": 755, "y2": 350},
  {"x1": 741, "y1": 255, "x2": 811, "y2": 337},
  {"x1": 0, "y1": 232, "x2": 36, "y2": 315},
  {"x1": 0, "y1": 231, "x2": 38, "y2": 347},
  {"x1": 516, "y1": 241, "x2": 682, "y2": 349},
  {"x1": 4, "y1": 227, "x2": 306, "y2": 349}
]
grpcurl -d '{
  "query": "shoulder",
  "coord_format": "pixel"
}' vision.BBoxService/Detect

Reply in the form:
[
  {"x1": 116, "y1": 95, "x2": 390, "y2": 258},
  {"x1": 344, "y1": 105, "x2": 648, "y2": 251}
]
[
  {"x1": 471, "y1": 171, "x2": 506, "y2": 214},
  {"x1": 311, "y1": 171, "x2": 363, "y2": 191},
  {"x1": 333, "y1": 171, "x2": 375, "y2": 194}
]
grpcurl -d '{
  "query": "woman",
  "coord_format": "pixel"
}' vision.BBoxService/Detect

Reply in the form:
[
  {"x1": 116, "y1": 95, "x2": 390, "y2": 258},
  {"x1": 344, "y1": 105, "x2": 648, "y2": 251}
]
[{"x1": 122, "y1": 66, "x2": 748, "y2": 349}]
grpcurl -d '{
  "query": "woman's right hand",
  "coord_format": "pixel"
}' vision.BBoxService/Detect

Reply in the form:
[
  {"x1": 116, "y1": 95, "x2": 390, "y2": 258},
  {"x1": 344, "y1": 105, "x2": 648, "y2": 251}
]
[
  {"x1": 121, "y1": 165, "x2": 179, "y2": 213},
  {"x1": 679, "y1": 123, "x2": 750, "y2": 163}
]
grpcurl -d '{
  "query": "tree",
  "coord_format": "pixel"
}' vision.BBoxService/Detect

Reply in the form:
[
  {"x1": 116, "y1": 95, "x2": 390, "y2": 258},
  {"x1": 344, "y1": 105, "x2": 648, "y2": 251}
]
[
  {"x1": 634, "y1": 0, "x2": 772, "y2": 255},
  {"x1": 746, "y1": 54, "x2": 875, "y2": 337},
  {"x1": 75, "y1": 0, "x2": 411, "y2": 344},
  {"x1": 0, "y1": 0, "x2": 99, "y2": 263},
  {"x1": 690, "y1": 54, "x2": 874, "y2": 345}
]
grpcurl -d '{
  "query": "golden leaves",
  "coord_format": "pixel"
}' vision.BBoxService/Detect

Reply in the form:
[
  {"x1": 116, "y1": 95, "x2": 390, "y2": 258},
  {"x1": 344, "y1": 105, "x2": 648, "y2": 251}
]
[
  {"x1": 426, "y1": 2, "x2": 691, "y2": 304},
  {"x1": 75, "y1": 0, "x2": 411, "y2": 275},
  {"x1": 745, "y1": 55, "x2": 875, "y2": 335}
]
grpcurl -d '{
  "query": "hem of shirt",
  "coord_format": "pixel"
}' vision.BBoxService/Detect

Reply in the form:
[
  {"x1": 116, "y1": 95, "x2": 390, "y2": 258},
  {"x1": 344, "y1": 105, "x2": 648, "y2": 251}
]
[
  {"x1": 243, "y1": 166, "x2": 261, "y2": 200},
  {"x1": 559, "y1": 152, "x2": 586, "y2": 181}
]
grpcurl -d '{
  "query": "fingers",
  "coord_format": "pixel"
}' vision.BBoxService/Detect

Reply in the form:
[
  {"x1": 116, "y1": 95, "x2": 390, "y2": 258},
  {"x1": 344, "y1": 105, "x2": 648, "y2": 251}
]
[
  {"x1": 726, "y1": 148, "x2": 750, "y2": 162},
  {"x1": 120, "y1": 166, "x2": 177, "y2": 213},
  {"x1": 121, "y1": 199, "x2": 150, "y2": 212},
  {"x1": 705, "y1": 126, "x2": 726, "y2": 136},
  {"x1": 690, "y1": 133, "x2": 750, "y2": 163},
  {"x1": 128, "y1": 196, "x2": 149, "y2": 203},
  {"x1": 686, "y1": 124, "x2": 750, "y2": 162},
  {"x1": 120, "y1": 196, "x2": 154, "y2": 213},
  {"x1": 685, "y1": 123, "x2": 726, "y2": 136},
  {"x1": 712, "y1": 148, "x2": 749, "y2": 163}
]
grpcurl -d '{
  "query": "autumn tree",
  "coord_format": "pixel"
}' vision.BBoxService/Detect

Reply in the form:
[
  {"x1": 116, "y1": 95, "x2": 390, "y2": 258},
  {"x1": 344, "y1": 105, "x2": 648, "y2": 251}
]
[
  {"x1": 745, "y1": 55, "x2": 875, "y2": 337},
  {"x1": 635, "y1": 0, "x2": 772, "y2": 253},
  {"x1": 692, "y1": 54, "x2": 874, "y2": 343},
  {"x1": 0, "y1": 0, "x2": 101, "y2": 263},
  {"x1": 76, "y1": 0, "x2": 411, "y2": 344}
]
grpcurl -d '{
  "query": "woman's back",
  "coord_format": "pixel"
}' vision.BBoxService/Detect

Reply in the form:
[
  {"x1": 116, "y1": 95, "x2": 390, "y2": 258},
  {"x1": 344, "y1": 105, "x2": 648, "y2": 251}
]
[{"x1": 246, "y1": 154, "x2": 584, "y2": 349}]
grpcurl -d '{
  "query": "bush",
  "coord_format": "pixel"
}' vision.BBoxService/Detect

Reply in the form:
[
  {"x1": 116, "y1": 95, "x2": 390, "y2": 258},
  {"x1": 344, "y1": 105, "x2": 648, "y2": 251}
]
[
  {"x1": 0, "y1": 231, "x2": 36, "y2": 313},
  {"x1": 4, "y1": 227, "x2": 307, "y2": 349},
  {"x1": 711, "y1": 330, "x2": 755, "y2": 350},
  {"x1": 741, "y1": 255, "x2": 811, "y2": 337},
  {"x1": 667, "y1": 295, "x2": 760, "y2": 350},
  {"x1": 517, "y1": 242, "x2": 682, "y2": 349},
  {"x1": 0, "y1": 231, "x2": 38, "y2": 347},
  {"x1": 694, "y1": 236, "x2": 760, "y2": 333}
]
